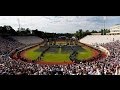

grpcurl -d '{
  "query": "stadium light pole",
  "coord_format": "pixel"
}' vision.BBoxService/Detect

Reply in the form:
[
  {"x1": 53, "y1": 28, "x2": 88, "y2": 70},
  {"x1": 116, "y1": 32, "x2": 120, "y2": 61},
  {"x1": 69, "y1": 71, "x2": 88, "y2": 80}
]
[
  {"x1": 103, "y1": 16, "x2": 106, "y2": 35},
  {"x1": 17, "y1": 18, "x2": 21, "y2": 31}
]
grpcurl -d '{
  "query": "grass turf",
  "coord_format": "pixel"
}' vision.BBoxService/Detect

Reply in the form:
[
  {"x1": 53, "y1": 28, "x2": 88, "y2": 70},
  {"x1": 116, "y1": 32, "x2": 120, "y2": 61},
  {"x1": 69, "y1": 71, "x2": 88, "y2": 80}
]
[
  {"x1": 23, "y1": 46, "x2": 42, "y2": 60},
  {"x1": 76, "y1": 46, "x2": 93, "y2": 60},
  {"x1": 42, "y1": 47, "x2": 70, "y2": 62},
  {"x1": 42, "y1": 53, "x2": 70, "y2": 62},
  {"x1": 22, "y1": 43, "x2": 95, "y2": 62}
]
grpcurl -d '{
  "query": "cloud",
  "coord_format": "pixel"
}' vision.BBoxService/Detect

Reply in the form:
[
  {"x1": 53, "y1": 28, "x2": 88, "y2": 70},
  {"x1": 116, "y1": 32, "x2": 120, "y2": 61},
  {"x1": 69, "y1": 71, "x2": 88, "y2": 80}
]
[{"x1": 0, "y1": 16, "x2": 120, "y2": 33}]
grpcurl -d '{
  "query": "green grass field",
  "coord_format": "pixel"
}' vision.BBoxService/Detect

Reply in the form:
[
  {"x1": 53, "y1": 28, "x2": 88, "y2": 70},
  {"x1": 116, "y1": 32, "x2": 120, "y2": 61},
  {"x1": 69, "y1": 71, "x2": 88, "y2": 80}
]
[
  {"x1": 42, "y1": 53, "x2": 70, "y2": 62},
  {"x1": 24, "y1": 46, "x2": 42, "y2": 60},
  {"x1": 22, "y1": 43, "x2": 95, "y2": 63},
  {"x1": 76, "y1": 46, "x2": 93, "y2": 60},
  {"x1": 42, "y1": 47, "x2": 70, "y2": 62}
]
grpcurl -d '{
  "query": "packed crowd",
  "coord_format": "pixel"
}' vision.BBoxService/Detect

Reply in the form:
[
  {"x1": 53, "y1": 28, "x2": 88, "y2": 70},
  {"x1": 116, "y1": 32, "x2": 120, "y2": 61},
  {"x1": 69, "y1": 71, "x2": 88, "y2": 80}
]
[
  {"x1": 0, "y1": 36, "x2": 120, "y2": 75},
  {"x1": 0, "y1": 37, "x2": 24, "y2": 55}
]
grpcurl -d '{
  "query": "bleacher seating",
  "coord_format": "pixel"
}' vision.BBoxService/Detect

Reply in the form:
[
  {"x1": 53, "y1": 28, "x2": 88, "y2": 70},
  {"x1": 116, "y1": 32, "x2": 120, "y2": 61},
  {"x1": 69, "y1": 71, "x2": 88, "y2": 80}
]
[
  {"x1": 80, "y1": 35, "x2": 120, "y2": 45},
  {"x1": 11, "y1": 36, "x2": 43, "y2": 45}
]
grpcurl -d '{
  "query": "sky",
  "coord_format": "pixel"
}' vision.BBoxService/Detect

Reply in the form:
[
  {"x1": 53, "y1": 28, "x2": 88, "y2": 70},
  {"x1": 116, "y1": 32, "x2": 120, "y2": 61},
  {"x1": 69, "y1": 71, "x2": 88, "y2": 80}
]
[{"x1": 0, "y1": 16, "x2": 120, "y2": 33}]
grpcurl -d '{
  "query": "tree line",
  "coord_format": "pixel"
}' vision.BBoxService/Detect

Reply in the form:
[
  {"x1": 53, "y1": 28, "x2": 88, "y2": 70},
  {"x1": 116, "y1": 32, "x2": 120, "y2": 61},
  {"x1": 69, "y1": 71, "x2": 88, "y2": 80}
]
[
  {"x1": 74, "y1": 29, "x2": 110, "y2": 39},
  {"x1": 0, "y1": 25, "x2": 110, "y2": 39}
]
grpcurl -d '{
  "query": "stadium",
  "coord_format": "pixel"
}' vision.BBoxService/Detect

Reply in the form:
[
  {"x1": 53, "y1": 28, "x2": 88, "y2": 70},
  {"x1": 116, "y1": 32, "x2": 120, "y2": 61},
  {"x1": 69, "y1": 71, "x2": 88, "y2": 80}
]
[
  {"x1": 0, "y1": 16, "x2": 120, "y2": 75},
  {"x1": 11, "y1": 36, "x2": 104, "y2": 64}
]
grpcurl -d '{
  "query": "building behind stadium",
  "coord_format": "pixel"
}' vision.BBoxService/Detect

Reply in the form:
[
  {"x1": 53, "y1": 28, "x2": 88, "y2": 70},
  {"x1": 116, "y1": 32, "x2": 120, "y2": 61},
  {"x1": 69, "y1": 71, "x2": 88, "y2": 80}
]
[{"x1": 107, "y1": 24, "x2": 120, "y2": 35}]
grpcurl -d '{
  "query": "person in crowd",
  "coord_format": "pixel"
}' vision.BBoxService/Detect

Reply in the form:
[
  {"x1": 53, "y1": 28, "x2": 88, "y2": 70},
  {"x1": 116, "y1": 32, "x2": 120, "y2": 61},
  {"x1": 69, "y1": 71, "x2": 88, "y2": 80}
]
[{"x1": 0, "y1": 36, "x2": 120, "y2": 75}]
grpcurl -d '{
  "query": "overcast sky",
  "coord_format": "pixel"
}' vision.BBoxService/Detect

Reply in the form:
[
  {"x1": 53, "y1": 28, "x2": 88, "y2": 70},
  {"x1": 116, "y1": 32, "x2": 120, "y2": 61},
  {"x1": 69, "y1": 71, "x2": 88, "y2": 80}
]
[{"x1": 0, "y1": 16, "x2": 120, "y2": 33}]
